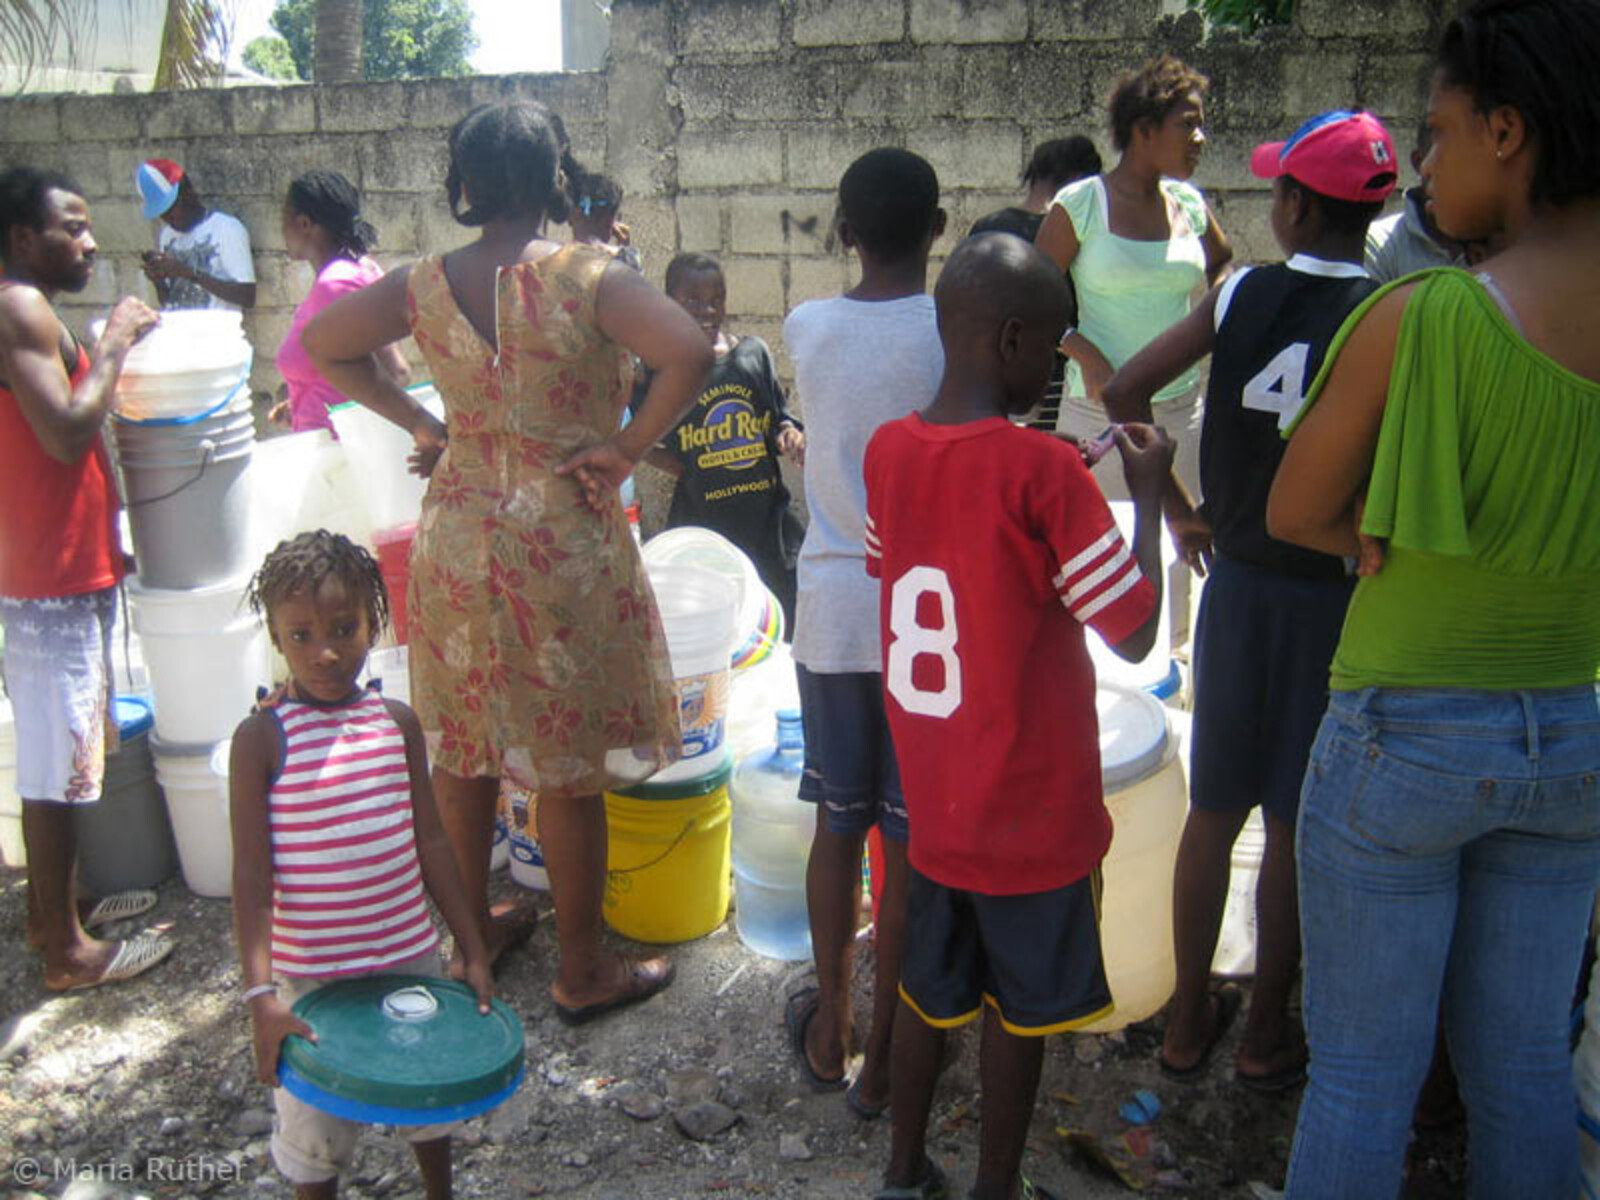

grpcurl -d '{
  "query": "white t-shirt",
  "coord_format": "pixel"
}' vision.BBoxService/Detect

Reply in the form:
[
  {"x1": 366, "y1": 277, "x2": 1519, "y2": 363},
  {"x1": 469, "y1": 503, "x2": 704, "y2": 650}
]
[
  {"x1": 156, "y1": 210, "x2": 255, "y2": 311},
  {"x1": 782, "y1": 293, "x2": 944, "y2": 673}
]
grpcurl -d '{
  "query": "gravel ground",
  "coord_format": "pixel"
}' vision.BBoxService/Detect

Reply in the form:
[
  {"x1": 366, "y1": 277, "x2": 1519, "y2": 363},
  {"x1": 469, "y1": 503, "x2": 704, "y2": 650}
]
[{"x1": 0, "y1": 865, "x2": 1464, "y2": 1200}]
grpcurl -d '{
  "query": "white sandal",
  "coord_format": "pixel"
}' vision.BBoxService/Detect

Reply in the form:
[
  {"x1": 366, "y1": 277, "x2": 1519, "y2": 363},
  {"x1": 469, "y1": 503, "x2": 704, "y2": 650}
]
[
  {"x1": 82, "y1": 889, "x2": 158, "y2": 931},
  {"x1": 52, "y1": 932, "x2": 174, "y2": 992}
]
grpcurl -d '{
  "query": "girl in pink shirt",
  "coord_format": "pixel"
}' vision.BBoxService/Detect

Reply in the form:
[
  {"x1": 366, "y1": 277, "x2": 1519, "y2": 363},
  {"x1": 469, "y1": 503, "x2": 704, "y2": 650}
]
[{"x1": 273, "y1": 171, "x2": 410, "y2": 434}]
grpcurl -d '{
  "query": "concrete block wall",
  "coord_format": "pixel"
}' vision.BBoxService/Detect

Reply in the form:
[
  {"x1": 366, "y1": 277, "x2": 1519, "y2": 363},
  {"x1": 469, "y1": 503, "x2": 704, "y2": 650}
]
[{"x1": 0, "y1": 0, "x2": 1446, "y2": 416}]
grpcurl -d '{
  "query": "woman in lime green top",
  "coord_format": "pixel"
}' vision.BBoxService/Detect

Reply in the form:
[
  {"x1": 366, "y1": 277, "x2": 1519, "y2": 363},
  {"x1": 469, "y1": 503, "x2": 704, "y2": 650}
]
[
  {"x1": 1266, "y1": 3, "x2": 1600, "y2": 1197},
  {"x1": 1036, "y1": 53, "x2": 1232, "y2": 499}
]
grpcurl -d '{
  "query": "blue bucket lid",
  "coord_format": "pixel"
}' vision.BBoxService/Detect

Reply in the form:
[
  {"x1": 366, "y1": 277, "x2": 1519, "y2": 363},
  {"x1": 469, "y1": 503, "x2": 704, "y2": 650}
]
[{"x1": 114, "y1": 696, "x2": 154, "y2": 740}]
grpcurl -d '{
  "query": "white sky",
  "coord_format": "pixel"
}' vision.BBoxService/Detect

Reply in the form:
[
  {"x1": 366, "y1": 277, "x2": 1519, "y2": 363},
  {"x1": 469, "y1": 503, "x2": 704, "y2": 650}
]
[{"x1": 228, "y1": 0, "x2": 564, "y2": 75}]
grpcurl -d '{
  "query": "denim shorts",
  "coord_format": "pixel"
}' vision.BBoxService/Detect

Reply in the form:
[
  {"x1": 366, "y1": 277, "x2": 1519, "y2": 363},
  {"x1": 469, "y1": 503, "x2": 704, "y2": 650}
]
[{"x1": 794, "y1": 664, "x2": 908, "y2": 843}]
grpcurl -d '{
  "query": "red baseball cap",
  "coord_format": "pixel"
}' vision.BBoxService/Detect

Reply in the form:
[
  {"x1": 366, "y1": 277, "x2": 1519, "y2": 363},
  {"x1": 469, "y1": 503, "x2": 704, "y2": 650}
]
[{"x1": 1250, "y1": 111, "x2": 1398, "y2": 203}]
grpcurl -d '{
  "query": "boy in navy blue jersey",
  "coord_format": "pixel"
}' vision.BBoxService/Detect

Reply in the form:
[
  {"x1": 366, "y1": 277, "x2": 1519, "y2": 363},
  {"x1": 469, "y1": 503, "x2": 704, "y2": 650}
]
[{"x1": 1099, "y1": 110, "x2": 1397, "y2": 1091}]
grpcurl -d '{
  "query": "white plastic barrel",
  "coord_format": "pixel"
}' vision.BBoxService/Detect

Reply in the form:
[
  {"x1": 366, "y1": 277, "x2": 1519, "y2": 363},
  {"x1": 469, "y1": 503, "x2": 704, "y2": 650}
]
[
  {"x1": 149, "y1": 738, "x2": 232, "y2": 898},
  {"x1": 128, "y1": 576, "x2": 269, "y2": 746},
  {"x1": 1080, "y1": 683, "x2": 1190, "y2": 1033},
  {"x1": 1088, "y1": 500, "x2": 1183, "y2": 701},
  {"x1": 642, "y1": 562, "x2": 738, "y2": 785},
  {"x1": 114, "y1": 394, "x2": 256, "y2": 590},
  {"x1": 0, "y1": 698, "x2": 20, "y2": 867},
  {"x1": 328, "y1": 385, "x2": 444, "y2": 534},
  {"x1": 250, "y1": 428, "x2": 376, "y2": 562}
]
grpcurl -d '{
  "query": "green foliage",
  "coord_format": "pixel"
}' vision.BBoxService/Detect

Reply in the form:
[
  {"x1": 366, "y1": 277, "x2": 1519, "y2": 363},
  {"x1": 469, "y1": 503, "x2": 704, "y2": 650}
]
[
  {"x1": 1187, "y1": 0, "x2": 1296, "y2": 32},
  {"x1": 269, "y1": 0, "x2": 477, "y2": 81},
  {"x1": 242, "y1": 33, "x2": 299, "y2": 79}
]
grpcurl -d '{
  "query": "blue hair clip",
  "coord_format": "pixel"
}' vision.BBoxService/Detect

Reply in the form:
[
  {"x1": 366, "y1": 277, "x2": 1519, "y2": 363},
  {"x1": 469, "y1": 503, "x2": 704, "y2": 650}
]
[{"x1": 579, "y1": 196, "x2": 593, "y2": 217}]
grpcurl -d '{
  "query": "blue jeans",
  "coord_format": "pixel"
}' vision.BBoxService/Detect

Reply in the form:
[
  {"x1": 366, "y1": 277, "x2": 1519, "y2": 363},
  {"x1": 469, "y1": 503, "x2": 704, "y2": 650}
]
[{"x1": 1287, "y1": 686, "x2": 1600, "y2": 1200}]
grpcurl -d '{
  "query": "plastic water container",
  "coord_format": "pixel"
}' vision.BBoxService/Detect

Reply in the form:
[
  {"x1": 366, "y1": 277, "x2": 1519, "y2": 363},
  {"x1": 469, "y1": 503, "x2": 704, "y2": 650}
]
[
  {"x1": 642, "y1": 562, "x2": 738, "y2": 785},
  {"x1": 502, "y1": 781, "x2": 547, "y2": 891},
  {"x1": 1079, "y1": 683, "x2": 1189, "y2": 1033},
  {"x1": 112, "y1": 310, "x2": 252, "y2": 422},
  {"x1": 328, "y1": 384, "x2": 444, "y2": 533},
  {"x1": 725, "y1": 641, "x2": 801, "y2": 766},
  {"x1": 0, "y1": 697, "x2": 20, "y2": 867},
  {"x1": 249, "y1": 428, "x2": 377, "y2": 563},
  {"x1": 731, "y1": 709, "x2": 813, "y2": 961},
  {"x1": 1088, "y1": 500, "x2": 1182, "y2": 701},
  {"x1": 74, "y1": 697, "x2": 179, "y2": 894},
  {"x1": 1212, "y1": 808, "x2": 1266, "y2": 977},
  {"x1": 129, "y1": 576, "x2": 269, "y2": 746},
  {"x1": 643, "y1": 527, "x2": 782, "y2": 672},
  {"x1": 114, "y1": 394, "x2": 257, "y2": 590},
  {"x1": 149, "y1": 737, "x2": 232, "y2": 898},
  {"x1": 604, "y1": 758, "x2": 732, "y2": 943},
  {"x1": 373, "y1": 523, "x2": 417, "y2": 643}
]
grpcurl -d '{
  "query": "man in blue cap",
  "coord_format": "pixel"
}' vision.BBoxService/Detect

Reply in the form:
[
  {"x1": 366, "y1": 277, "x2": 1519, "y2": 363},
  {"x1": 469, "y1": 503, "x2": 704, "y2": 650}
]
[{"x1": 135, "y1": 158, "x2": 256, "y2": 311}]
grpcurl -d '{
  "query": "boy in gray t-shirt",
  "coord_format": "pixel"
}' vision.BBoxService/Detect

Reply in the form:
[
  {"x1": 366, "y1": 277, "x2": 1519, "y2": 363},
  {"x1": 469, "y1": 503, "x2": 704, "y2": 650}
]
[{"x1": 781, "y1": 148, "x2": 945, "y2": 1123}]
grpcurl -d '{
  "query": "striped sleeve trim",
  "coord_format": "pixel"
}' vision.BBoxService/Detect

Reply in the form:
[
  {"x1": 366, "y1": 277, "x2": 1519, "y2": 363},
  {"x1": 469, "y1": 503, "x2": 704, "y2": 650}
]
[
  {"x1": 864, "y1": 513, "x2": 881, "y2": 559},
  {"x1": 1054, "y1": 527, "x2": 1144, "y2": 625}
]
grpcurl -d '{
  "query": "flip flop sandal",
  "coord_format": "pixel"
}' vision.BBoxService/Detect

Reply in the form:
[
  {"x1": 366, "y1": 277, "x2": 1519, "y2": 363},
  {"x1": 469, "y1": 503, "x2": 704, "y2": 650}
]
[
  {"x1": 846, "y1": 1074, "x2": 888, "y2": 1120},
  {"x1": 51, "y1": 931, "x2": 173, "y2": 992},
  {"x1": 784, "y1": 986, "x2": 846, "y2": 1092},
  {"x1": 82, "y1": 890, "x2": 158, "y2": 931},
  {"x1": 873, "y1": 1159, "x2": 947, "y2": 1200},
  {"x1": 1236, "y1": 1059, "x2": 1308, "y2": 1094},
  {"x1": 552, "y1": 957, "x2": 675, "y2": 1026},
  {"x1": 1159, "y1": 984, "x2": 1243, "y2": 1080}
]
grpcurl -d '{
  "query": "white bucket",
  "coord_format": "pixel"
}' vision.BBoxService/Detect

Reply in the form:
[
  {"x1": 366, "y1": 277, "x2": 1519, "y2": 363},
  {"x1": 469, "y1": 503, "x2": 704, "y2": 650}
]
[
  {"x1": 1212, "y1": 808, "x2": 1266, "y2": 977},
  {"x1": 643, "y1": 527, "x2": 782, "y2": 672},
  {"x1": 1088, "y1": 500, "x2": 1182, "y2": 701},
  {"x1": 113, "y1": 310, "x2": 253, "y2": 422},
  {"x1": 1080, "y1": 683, "x2": 1189, "y2": 1033},
  {"x1": 365, "y1": 645, "x2": 411, "y2": 707},
  {"x1": 502, "y1": 781, "x2": 547, "y2": 890},
  {"x1": 0, "y1": 698, "x2": 21, "y2": 867},
  {"x1": 114, "y1": 394, "x2": 257, "y2": 590},
  {"x1": 328, "y1": 385, "x2": 444, "y2": 534},
  {"x1": 128, "y1": 576, "x2": 269, "y2": 746},
  {"x1": 149, "y1": 738, "x2": 232, "y2": 898},
  {"x1": 644, "y1": 562, "x2": 738, "y2": 785}
]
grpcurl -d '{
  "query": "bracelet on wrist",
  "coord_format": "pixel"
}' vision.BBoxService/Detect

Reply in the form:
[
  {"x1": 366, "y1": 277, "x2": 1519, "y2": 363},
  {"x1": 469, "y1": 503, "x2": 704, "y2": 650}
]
[{"x1": 242, "y1": 982, "x2": 279, "y2": 1004}]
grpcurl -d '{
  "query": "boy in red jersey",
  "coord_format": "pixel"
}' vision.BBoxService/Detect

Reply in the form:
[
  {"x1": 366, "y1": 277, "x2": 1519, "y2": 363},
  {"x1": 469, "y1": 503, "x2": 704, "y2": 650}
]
[{"x1": 864, "y1": 232, "x2": 1172, "y2": 1200}]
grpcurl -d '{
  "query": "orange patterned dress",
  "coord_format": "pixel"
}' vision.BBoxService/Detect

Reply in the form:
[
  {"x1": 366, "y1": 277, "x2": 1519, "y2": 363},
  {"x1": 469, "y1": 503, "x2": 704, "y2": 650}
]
[{"x1": 404, "y1": 243, "x2": 679, "y2": 798}]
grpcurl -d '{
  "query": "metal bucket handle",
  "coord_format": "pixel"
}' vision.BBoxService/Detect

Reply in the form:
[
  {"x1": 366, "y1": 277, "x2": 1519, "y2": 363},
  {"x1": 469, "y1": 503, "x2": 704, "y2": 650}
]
[{"x1": 124, "y1": 436, "x2": 217, "y2": 508}]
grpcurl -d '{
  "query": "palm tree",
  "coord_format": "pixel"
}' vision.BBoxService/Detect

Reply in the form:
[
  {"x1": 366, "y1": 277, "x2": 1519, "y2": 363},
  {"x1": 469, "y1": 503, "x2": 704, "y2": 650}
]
[
  {"x1": 312, "y1": 0, "x2": 361, "y2": 83},
  {"x1": 1, "y1": 0, "x2": 234, "y2": 91}
]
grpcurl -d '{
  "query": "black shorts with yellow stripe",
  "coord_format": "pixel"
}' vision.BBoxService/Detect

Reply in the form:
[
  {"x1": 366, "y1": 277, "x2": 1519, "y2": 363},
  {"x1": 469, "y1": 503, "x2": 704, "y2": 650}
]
[{"x1": 898, "y1": 865, "x2": 1112, "y2": 1036}]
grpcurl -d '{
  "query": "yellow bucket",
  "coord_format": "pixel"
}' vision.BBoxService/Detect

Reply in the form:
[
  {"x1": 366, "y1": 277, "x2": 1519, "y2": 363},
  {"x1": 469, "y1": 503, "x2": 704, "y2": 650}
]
[{"x1": 603, "y1": 758, "x2": 732, "y2": 943}]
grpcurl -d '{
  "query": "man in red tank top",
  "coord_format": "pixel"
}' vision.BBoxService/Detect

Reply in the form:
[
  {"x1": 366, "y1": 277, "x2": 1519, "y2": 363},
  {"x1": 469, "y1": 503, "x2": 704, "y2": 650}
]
[{"x1": 0, "y1": 167, "x2": 168, "y2": 991}]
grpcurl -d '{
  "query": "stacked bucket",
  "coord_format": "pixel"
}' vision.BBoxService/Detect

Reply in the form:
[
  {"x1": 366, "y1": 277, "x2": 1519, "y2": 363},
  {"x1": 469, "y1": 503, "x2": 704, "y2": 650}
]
[{"x1": 113, "y1": 310, "x2": 266, "y2": 898}]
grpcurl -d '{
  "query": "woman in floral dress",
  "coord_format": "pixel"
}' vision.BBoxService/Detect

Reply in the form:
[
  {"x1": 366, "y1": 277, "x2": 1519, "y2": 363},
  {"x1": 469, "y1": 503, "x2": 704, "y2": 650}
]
[{"x1": 304, "y1": 100, "x2": 712, "y2": 1020}]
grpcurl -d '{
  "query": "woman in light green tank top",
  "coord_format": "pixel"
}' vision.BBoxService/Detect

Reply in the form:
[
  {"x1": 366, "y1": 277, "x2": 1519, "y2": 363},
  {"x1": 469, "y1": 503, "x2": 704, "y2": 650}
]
[{"x1": 1266, "y1": 3, "x2": 1600, "y2": 1197}]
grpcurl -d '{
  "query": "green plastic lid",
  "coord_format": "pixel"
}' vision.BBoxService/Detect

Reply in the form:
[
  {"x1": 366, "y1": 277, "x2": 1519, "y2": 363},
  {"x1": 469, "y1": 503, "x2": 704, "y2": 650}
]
[
  {"x1": 609, "y1": 755, "x2": 733, "y2": 801},
  {"x1": 282, "y1": 976, "x2": 524, "y2": 1114}
]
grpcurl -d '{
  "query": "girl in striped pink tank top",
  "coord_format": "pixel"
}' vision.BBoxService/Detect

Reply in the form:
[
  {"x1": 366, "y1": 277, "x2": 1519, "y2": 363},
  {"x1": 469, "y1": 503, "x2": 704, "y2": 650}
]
[{"x1": 230, "y1": 531, "x2": 491, "y2": 1198}]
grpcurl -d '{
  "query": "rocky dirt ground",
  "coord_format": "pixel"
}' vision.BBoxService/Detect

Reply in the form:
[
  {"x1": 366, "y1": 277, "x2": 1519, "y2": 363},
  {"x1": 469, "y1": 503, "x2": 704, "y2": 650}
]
[{"x1": 0, "y1": 866, "x2": 1465, "y2": 1200}]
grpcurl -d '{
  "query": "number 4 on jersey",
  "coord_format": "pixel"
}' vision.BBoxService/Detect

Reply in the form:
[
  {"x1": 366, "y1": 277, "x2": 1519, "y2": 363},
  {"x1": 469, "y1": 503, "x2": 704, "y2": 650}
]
[
  {"x1": 1241, "y1": 342, "x2": 1311, "y2": 431},
  {"x1": 886, "y1": 566, "x2": 962, "y2": 719}
]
